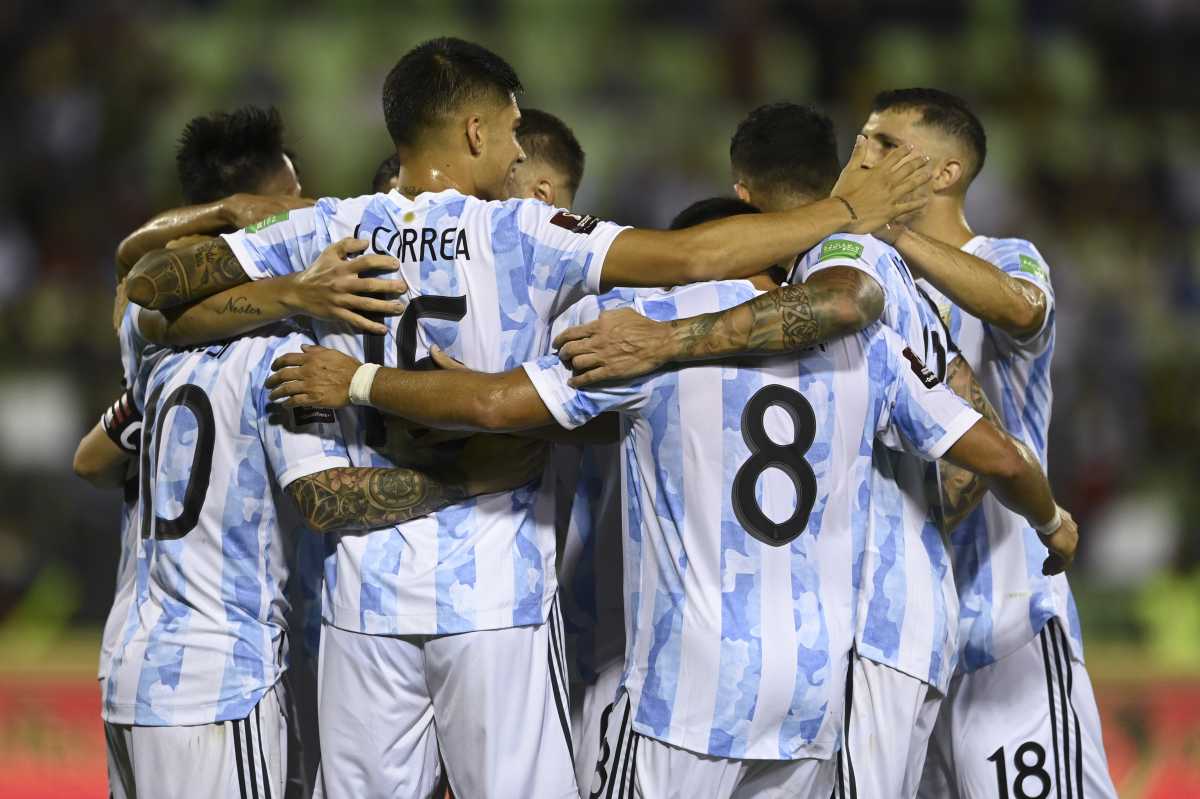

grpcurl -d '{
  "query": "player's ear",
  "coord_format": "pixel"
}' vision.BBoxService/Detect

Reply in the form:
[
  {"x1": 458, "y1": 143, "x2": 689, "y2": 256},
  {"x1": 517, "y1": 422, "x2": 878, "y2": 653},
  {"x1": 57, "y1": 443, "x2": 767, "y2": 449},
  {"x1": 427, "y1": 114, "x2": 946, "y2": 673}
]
[
  {"x1": 936, "y1": 158, "x2": 963, "y2": 193},
  {"x1": 466, "y1": 114, "x2": 486, "y2": 158},
  {"x1": 533, "y1": 179, "x2": 555, "y2": 205},
  {"x1": 733, "y1": 181, "x2": 752, "y2": 204}
]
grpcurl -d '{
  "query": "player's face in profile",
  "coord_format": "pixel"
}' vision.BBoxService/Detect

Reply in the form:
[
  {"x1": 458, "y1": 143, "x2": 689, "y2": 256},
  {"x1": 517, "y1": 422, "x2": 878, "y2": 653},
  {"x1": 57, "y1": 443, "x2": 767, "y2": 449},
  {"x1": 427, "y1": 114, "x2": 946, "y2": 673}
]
[
  {"x1": 481, "y1": 96, "x2": 526, "y2": 199},
  {"x1": 256, "y1": 153, "x2": 303, "y2": 196}
]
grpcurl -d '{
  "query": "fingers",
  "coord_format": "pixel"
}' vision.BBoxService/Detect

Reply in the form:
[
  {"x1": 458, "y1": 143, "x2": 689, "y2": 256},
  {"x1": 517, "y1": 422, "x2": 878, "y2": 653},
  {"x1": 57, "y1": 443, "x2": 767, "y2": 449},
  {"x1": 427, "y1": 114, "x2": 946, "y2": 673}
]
[
  {"x1": 330, "y1": 238, "x2": 369, "y2": 258},
  {"x1": 342, "y1": 254, "x2": 401, "y2": 274},
  {"x1": 557, "y1": 338, "x2": 594, "y2": 365},
  {"x1": 886, "y1": 148, "x2": 928, "y2": 180},
  {"x1": 894, "y1": 165, "x2": 934, "y2": 197},
  {"x1": 568, "y1": 366, "x2": 614, "y2": 388},
  {"x1": 553, "y1": 321, "x2": 597, "y2": 350},
  {"x1": 270, "y1": 353, "x2": 307, "y2": 371},
  {"x1": 340, "y1": 294, "x2": 407, "y2": 316},
  {"x1": 347, "y1": 277, "x2": 408, "y2": 295},
  {"x1": 842, "y1": 134, "x2": 868, "y2": 171},
  {"x1": 265, "y1": 365, "x2": 305, "y2": 390},
  {"x1": 279, "y1": 394, "x2": 319, "y2": 408},
  {"x1": 333, "y1": 308, "x2": 388, "y2": 334},
  {"x1": 878, "y1": 142, "x2": 915, "y2": 171},
  {"x1": 429, "y1": 345, "x2": 467, "y2": 371},
  {"x1": 566, "y1": 353, "x2": 603, "y2": 373}
]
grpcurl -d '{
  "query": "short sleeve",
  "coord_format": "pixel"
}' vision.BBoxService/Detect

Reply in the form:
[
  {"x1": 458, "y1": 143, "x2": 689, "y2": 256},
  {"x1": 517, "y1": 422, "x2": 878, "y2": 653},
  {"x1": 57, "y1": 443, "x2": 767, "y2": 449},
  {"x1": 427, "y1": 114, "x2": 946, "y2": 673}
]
[
  {"x1": 489, "y1": 200, "x2": 630, "y2": 311},
  {"x1": 970, "y1": 239, "x2": 1055, "y2": 357},
  {"x1": 791, "y1": 234, "x2": 888, "y2": 298},
  {"x1": 522, "y1": 355, "x2": 653, "y2": 430},
  {"x1": 221, "y1": 205, "x2": 333, "y2": 281},
  {"x1": 871, "y1": 327, "x2": 980, "y2": 460},
  {"x1": 255, "y1": 336, "x2": 352, "y2": 488},
  {"x1": 524, "y1": 294, "x2": 652, "y2": 430}
]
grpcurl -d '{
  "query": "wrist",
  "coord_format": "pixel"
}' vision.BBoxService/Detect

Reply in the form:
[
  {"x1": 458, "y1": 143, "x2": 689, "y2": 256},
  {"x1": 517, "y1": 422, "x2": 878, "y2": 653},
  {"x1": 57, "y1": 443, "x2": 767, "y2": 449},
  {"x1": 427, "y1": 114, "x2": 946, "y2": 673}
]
[
  {"x1": 349, "y1": 363, "x2": 381, "y2": 406},
  {"x1": 276, "y1": 274, "x2": 302, "y2": 315},
  {"x1": 830, "y1": 195, "x2": 858, "y2": 230},
  {"x1": 1033, "y1": 505, "x2": 1062, "y2": 535}
]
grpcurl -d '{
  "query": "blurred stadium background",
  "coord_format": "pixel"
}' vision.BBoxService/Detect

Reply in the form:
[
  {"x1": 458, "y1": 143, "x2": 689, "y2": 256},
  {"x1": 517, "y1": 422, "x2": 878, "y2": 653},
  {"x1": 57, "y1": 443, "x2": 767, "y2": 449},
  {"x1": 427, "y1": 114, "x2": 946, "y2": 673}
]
[{"x1": 2, "y1": 0, "x2": 1198, "y2": 795}]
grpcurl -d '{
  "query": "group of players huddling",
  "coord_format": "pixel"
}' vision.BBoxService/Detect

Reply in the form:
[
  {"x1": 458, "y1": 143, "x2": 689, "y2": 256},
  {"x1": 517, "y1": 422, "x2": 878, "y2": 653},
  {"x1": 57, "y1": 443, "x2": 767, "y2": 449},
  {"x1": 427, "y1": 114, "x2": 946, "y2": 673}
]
[{"x1": 72, "y1": 36, "x2": 1119, "y2": 799}]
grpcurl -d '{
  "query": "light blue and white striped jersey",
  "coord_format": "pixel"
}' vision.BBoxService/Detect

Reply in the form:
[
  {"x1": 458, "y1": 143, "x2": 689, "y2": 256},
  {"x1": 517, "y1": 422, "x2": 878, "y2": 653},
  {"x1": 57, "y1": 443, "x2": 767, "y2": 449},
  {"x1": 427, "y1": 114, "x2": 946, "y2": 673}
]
[
  {"x1": 222, "y1": 190, "x2": 627, "y2": 636},
  {"x1": 793, "y1": 234, "x2": 962, "y2": 691},
  {"x1": 549, "y1": 298, "x2": 627, "y2": 686},
  {"x1": 104, "y1": 326, "x2": 351, "y2": 726},
  {"x1": 524, "y1": 281, "x2": 981, "y2": 760},
  {"x1": 98, "y1": 303, "x2": 162, "y2": 709},
  {"x1": 918, "y1": 235, "x2": 1081, "y2": 671}
]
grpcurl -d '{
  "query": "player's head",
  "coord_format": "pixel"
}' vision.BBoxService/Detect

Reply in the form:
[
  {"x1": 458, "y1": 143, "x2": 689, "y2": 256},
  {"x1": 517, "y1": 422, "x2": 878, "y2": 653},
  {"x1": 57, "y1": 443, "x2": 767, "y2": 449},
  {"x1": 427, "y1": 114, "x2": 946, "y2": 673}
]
[
  {"x1": 176, "y1": 106, "x2": 301, "y2": 204},
  {"x1": 382, "y1": 37, "x2": 525, "y2": 200},
  {"x1": 372, "y1": 153, "x2": 402, "y2": 193},
  {"x1": 503, "y1": 108, "x2": 585, "y2": 208},
  {"x1": 670, "y1": 197, "x2": 785, "y2": 285},
  {"x1": 863, "y1": 88, "x2": 986, "y2": 200},
  {"x1": 729, "y1": 103, "x2": 840, "y2": 213}
]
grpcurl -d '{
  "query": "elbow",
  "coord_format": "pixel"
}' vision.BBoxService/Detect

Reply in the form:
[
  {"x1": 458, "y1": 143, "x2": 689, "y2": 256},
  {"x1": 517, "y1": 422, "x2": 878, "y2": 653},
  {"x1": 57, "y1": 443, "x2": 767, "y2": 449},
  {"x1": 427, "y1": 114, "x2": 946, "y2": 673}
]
[
  {"x1": 72, "y1": 447, "x2": 107, "y2": 486},
  {"x1": 1005, "y1": 303, "x2": 1045, "y2": 338},
  {"x1": 472, "y1": 391, "x2": 518, "y2": 432},
  {"x1": 829, "y1": 291, "x2": 881, "y2": 335},
  {"x1": 124, "y1": 272, "x2": 158, "y2": 308}
]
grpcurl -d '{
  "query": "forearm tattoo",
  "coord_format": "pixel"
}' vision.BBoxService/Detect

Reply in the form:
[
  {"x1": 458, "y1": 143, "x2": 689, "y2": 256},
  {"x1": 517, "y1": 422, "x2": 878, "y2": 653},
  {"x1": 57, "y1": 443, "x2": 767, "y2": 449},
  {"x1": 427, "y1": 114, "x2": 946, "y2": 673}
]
[
  {"x1": 126, "y1": 239, "x2": 249, "y2": 309},
  {"x1": 669, "y1": 282, "x2": 831, "y2": 362},
  {"x1": 938, "y1": 358, "x2": 1004, "y2": 532},
  {"x1": 287, "y1": 467, "x2": 467, "y2": 533}
]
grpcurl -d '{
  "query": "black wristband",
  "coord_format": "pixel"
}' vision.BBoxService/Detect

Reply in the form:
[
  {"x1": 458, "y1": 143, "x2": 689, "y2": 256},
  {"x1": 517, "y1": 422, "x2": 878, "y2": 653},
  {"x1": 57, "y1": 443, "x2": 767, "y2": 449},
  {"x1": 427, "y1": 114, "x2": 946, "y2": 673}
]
[
  {"x1": 832, "y1": 195, "x2": 858, "y2": 222},
  {"x1": 101, "y1": 389, "x2": 143, "y2": 455}
]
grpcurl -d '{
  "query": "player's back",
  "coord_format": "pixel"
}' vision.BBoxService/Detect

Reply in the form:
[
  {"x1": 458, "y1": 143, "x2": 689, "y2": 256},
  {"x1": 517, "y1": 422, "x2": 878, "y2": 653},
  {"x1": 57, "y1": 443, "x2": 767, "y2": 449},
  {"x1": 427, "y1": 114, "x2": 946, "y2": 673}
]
[
  {"x1": 918, "y1": 236, "x2": 1080, "y2": 670},
  {"x1": 99, "y1": 302, "x2": 164, "y2": 718},
  {"x1": 526, "y1": 280, "x2": 978, "y2": 761},
  {"x1": 793, "y1": 233, "x2": 962, "y2": 689},
  {"x1": 223, "y1": 189, "x2": 628, "y2": 636},
  {"x1": 105, "y1": 325, "x2": 347, "y2": 726}
]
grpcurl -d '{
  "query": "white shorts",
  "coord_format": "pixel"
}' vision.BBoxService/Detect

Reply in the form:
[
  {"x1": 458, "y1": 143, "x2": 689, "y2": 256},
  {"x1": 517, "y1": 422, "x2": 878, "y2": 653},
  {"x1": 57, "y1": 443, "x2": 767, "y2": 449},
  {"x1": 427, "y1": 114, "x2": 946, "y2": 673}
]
[
  {"x1": 316, "y1": 600, "x2": 576, "y2": 799},
  {"x1": 571, "y1": 659, "x2": 623, "y2": 795},
  {"x1": 918, "y1": 620, "x2": 1118, "y2": 799},
  {"x1": 588, "y1": 689, "x2": 837, "y2": 799},
  {"x1": 836, "y1": 654, "x2": 942, "y2": 799},
  {"x1": 105, "y1": 682, "x2": 288, "y2": 799}
]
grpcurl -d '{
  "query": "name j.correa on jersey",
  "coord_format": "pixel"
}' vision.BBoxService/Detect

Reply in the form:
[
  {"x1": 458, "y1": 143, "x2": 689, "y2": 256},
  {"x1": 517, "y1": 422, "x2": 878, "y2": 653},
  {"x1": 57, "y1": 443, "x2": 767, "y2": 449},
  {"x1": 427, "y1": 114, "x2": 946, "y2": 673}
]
[{"x1": 353, "y1": 222, "x2": 471, "y2": 262}]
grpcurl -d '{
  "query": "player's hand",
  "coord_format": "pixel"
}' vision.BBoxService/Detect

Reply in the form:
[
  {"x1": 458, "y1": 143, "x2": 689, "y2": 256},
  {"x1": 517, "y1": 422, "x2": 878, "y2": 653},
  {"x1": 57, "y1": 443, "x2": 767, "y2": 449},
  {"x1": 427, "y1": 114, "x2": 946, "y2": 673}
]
[
  {"x1": 554, "y1": 307, "x2": 673, "y2": 387},
  {"x1": 281, "y1": 238, "x2": 407, "y2": 335},
  {"x1": 1038, "y1": 506, "x2": 1078, "y2": 575},
  {"x1": 455, "y1": 433, "x2": 547, "y2": 496},
  {"x1": 267, "y1": 345, "x2": 362, "y2": 409},
  {"x1": 830, "y1": 137, "x2": 933, "y2": 234},
  {"x1": 222, "y1": 193, "x2": 315, "y2": 229}
]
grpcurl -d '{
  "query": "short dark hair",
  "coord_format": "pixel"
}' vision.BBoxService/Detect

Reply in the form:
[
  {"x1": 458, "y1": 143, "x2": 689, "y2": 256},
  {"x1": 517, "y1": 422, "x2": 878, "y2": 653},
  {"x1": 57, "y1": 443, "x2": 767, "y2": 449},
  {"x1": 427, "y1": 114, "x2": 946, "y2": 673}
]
[
  {"x1": 382, "y1": 37, "x2": 523, "y2": 148},
  {"x1": 175, "y1": 106, "x2": 289, "y2": 204},
  {"x1": 371, "y1": 153, "x2": 401, "y2": 193},
  {"x1": 516, "y1": 108, "x2": 585, "y2": 197},
  {"x1": 669, "y1": 196, "x2": 760, "y2": 230},
  {"x1": 872, "y1": 88, "x2": 987, "y2": 182},
  {"x1": 729, "y1": 103, "x2": 840, "y2": 201}
]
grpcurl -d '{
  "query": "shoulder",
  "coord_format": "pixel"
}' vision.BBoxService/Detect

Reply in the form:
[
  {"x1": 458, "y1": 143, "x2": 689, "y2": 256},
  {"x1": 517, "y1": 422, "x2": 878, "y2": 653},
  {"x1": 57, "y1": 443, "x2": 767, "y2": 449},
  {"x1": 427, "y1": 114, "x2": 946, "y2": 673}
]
[
  {"x1": 814, "y1": 233, "x2": 889, "y2": 263},
  {"x1": 969, "y1": 236, "x2": 1051, "y2": 279}
]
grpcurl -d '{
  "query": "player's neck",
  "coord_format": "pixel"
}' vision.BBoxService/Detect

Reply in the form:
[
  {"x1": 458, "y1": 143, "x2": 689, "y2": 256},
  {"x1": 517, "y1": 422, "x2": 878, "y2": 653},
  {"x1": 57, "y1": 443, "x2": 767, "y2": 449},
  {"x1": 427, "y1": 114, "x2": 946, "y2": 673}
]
[
  {"x1": 395, "y1": 154, "x2": 475, "y2": 200},
  {"x1": 909, "y1": 197, "x2": 974, "y2": 249}
]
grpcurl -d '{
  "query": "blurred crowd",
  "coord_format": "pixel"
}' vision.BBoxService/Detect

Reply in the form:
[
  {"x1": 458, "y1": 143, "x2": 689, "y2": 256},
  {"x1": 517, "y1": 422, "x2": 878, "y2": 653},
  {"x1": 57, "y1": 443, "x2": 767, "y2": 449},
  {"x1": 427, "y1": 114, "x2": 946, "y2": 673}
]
[{"x1": 2, "y1": 0, "x2": 1198, "y2": 666}]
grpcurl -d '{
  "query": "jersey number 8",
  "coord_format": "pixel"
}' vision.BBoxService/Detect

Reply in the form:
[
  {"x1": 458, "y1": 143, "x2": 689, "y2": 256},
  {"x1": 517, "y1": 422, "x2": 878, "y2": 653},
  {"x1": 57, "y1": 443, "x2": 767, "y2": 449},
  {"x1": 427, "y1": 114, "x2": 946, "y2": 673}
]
[{"x1": 732, "y1": 384, "x2": 818, "y2": 547}]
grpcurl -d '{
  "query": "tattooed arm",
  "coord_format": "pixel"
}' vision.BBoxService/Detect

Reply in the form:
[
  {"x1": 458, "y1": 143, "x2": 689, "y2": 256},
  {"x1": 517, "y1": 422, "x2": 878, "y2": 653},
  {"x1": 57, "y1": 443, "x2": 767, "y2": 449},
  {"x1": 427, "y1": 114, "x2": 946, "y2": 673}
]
[
  {"x1": 125, "y1": 237, "x2": 251, "y2": 310},
  {"x1": 287, "y1": 467, "x2": 467, "y2": 533},
  {"x1": 286, "y1": 433, "x2": 545, "y2": 533},
  {"x1": 554, "y1": 266, "x2": 884, "y2": 387},
  {"x1": 935, "y1": 355, "x2": 1011, "y2": 532}
]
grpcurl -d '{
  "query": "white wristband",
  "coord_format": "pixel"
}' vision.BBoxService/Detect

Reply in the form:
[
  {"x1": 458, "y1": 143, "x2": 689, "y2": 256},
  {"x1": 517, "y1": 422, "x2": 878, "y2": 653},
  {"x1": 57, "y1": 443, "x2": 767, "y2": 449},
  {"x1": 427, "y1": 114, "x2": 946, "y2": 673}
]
[
  {"x1": 1033, "y1": 506, "x2": 1062, "y2": 536},
  {"x1": 348, "y1": 363, "x2": 381, "y2": 407}
]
